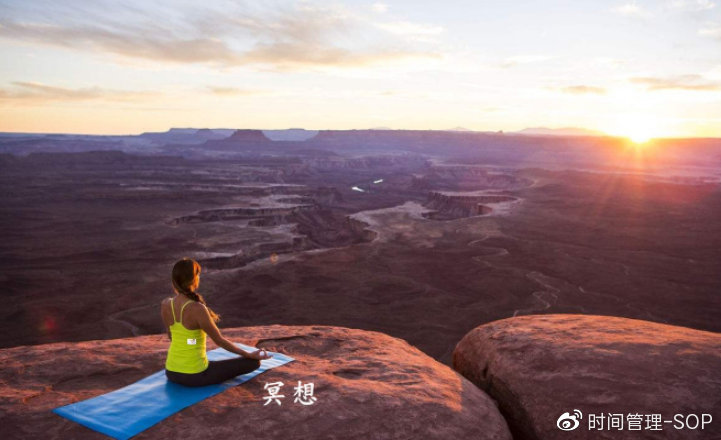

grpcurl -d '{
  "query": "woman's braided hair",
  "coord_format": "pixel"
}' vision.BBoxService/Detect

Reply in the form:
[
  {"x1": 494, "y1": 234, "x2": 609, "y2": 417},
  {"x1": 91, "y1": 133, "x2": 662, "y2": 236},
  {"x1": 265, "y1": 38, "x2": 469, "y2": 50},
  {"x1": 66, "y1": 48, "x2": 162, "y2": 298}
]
[{"x1": 171, "y1": 257, "x2": 220, "y2": 323}]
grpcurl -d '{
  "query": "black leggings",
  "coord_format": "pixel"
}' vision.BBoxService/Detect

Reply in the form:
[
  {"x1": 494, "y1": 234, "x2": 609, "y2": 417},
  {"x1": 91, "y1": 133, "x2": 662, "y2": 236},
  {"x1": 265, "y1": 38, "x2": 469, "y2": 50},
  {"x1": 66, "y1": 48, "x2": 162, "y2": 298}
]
[{"x1": 166, "y1": 357, "x2": 261, "y2": 387}]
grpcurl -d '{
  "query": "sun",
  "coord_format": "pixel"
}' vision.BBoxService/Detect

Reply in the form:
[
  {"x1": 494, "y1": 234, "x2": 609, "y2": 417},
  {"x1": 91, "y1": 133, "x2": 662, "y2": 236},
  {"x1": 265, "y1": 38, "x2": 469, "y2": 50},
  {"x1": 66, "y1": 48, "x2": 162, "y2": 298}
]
[
  {"x1": 625, "y1": 120, "x2": 656, "y2": 144},
  {"x1": 608, "y1": 114, "x2": 660, "y2": 144},
  {"x1": 629, "y1": 133, "x2": 651, "y2": 144}
]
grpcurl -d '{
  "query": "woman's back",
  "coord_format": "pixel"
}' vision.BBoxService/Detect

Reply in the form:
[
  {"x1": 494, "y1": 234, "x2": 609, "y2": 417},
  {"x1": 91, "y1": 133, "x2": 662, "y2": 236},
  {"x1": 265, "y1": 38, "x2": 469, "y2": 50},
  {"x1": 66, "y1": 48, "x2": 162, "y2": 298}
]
[{"x1": 165, "y1": 298, "x2": 209, "y2": 374}]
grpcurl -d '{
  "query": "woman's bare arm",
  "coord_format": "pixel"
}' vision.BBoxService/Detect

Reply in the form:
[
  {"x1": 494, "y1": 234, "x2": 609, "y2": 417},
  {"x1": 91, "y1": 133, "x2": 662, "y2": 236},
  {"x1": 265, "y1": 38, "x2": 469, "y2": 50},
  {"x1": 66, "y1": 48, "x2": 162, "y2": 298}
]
[
  {"x1": 194, "y1": 303, "x2": 254, "y2": 357},
  {"x1": 161, "y1": 299, "x2": 171, "y2": 341}
]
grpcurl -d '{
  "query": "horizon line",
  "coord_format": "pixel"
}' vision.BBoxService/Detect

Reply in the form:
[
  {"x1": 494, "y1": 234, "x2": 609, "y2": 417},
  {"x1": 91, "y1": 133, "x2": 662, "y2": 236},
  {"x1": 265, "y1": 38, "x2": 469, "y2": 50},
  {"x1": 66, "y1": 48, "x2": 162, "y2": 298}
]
[{"x1": 1, "y1": 127, "x2": 720, "y2": 141}]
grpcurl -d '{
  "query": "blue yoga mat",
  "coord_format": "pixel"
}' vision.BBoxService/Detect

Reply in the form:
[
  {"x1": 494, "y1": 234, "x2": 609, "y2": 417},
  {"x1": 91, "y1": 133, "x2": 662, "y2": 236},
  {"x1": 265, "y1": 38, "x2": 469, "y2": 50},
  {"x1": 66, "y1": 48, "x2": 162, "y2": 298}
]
[{"x1": 52, "y1": 342, "x2": 295, "y2": 440}]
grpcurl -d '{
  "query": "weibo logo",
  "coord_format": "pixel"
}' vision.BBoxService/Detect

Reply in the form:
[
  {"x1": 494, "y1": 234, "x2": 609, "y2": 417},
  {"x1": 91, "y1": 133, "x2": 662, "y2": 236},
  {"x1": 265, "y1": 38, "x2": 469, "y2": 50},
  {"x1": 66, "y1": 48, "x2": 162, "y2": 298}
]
[{"x1": 557, "y1": 409, "x2": 582, "y2": 431}]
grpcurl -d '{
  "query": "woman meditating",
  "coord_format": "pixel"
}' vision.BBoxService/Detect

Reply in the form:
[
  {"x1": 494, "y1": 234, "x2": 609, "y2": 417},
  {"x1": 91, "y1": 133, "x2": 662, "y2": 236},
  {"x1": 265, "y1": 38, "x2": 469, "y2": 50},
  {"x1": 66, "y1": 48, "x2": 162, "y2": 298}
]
[{"x1": 162, "y1": 257, "x2": 273, "y2": 387}]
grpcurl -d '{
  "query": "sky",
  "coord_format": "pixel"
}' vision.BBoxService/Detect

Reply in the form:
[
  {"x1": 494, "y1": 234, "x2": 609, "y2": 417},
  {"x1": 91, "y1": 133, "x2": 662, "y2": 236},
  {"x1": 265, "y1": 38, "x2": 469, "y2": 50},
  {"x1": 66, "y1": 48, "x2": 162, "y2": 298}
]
[{"x1": 0, "y1": 0, "x2": 720, "y2": 138}]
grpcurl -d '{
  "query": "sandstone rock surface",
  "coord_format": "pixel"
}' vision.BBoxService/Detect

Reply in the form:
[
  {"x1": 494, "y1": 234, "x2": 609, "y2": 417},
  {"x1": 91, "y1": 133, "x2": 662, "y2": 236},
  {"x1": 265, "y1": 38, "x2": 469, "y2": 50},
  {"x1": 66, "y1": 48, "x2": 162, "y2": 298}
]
[
  {"x1": 1, "y1": 325, "x2": 511, "y2": 440},
  {"x1": 452, "y1": 314, "x2": 721, "y2": 440}
]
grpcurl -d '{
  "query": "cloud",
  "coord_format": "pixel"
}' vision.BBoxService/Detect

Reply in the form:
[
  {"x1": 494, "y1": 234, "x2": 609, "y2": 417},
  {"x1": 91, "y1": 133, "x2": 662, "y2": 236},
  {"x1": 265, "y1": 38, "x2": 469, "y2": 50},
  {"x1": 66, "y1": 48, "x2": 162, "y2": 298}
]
[
  {"x1": 612, "y1": 2, "x2": 650, "y2": 17},
  {"x1": 630, "y1": 74, "x2": 721, "y2": 90},
  {"x1": 240, "y1": 43, "x2": 439, "y2": 69},
  {"x1": 0, "y1": 81, "x2": 158, "y2": 103},
  {"x1": 669, "y1": 0, "x2": 715, "y2": 11},
  {"x1": 206, "y1": 86, "x2": 264, "y2": 96},
  {"x1": 374, "y1": 21, "x2": 444, "y2": 40},
  {"x1": 371, "y1": 2, "x2": 389, "y2": 13},
  {"x1": 699, "y1": 24, "x2": 721, "y2": 39},
  {"x1": 0, "y1": 2, "x2": 442, "y2": 70},
  {"x1": 561, "y1": 85, "x2": 607, "y2": 95},
  {"x1": 0, "y1": 20, "x2": 241, "y2": 64},
  {"x1": 500, "y1": 55, "x2": 552, "y2": 68},
  {"x1": 593, "y1": 57, "x2": 626, "y2": 68}
]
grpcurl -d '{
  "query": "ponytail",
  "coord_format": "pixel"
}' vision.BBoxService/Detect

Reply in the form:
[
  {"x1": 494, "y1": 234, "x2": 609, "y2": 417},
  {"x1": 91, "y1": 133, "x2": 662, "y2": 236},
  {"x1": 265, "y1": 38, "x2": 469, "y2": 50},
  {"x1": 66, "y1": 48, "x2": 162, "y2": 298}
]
[
  {"x1": 172, "y1": 258, "x2": 221, "y2": 323},
  {"x1": 181, "y1": 285, "x2": 221, "y2": 323}
]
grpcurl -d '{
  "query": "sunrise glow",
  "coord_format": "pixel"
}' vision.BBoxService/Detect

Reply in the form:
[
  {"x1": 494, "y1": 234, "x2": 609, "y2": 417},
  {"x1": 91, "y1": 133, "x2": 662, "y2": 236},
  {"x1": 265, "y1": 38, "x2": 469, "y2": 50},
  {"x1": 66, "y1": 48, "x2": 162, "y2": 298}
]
[
  {"x1": 0, "y1": 1, "x2": 719, "y2": 137},
  {"x1": 607, "y1": 113, "x2": 667, "y2": 144}
]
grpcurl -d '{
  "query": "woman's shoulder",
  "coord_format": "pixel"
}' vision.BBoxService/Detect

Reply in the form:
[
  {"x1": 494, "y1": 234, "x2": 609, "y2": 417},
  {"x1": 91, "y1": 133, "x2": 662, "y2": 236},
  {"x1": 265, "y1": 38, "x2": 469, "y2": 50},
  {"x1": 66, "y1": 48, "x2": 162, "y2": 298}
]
[
  {"x1": 160, "y1": 297, "x2": 177, "y2": 312},
  {"x1": 187, "y1": 301, "x2": 207, "y2": 313},
  {"x1": 187, "y1": 301, "x2": 209, "y2": 321}
]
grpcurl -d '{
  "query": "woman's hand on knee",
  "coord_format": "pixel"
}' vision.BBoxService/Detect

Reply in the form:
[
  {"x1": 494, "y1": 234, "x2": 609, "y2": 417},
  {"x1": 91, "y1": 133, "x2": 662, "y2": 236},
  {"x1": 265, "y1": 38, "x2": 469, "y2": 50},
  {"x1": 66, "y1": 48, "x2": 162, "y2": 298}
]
[{"x1": 247, "y1": 349, "x2": 273, "y2": 360}]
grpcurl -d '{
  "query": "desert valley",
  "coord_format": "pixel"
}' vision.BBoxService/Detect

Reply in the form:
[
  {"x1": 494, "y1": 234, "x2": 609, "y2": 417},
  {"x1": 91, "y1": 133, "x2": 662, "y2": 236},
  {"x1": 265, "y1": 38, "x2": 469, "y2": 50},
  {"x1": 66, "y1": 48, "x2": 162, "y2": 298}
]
[{"x1": 2, "y1": 128, "x2": 719, "y2": 367}]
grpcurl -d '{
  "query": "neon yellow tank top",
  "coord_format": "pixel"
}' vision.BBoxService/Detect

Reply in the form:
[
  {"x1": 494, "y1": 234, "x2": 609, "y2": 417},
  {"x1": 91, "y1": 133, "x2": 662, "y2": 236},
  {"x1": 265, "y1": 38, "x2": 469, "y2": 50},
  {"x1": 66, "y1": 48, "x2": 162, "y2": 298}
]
[{"x1": 165, "y1": 298, "x2": 209, "y2": 374}]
